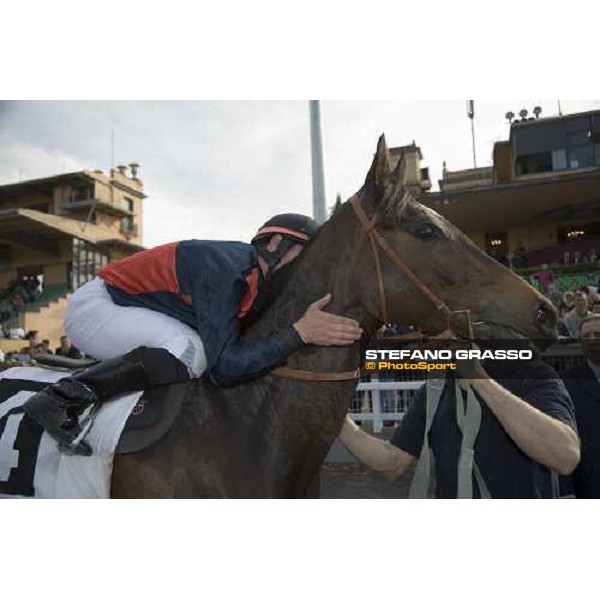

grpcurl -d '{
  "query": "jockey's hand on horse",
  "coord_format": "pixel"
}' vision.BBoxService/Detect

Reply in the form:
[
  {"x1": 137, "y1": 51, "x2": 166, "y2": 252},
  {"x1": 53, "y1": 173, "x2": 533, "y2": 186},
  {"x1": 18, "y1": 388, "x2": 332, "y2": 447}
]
[{"x1": 293, "y1": 294, "x2": 363, "y2": 346}]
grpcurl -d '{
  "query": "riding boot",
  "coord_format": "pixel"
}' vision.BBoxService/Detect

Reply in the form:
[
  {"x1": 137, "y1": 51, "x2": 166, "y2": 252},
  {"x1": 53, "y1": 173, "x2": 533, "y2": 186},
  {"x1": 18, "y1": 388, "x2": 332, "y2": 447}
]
[{"x1": 22, "y1": 347, "x2": 190, "y2": 456}]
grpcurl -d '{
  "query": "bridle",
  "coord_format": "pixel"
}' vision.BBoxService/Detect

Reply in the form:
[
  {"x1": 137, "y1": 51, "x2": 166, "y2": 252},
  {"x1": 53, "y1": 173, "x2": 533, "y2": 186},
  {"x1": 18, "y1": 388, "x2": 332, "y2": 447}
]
[
  {"x1": 348, "y1": 195, "x2": 452, "y2": 325},
  {"x1": 272, "y1": 195, "x2": 471, "y2": 382}
]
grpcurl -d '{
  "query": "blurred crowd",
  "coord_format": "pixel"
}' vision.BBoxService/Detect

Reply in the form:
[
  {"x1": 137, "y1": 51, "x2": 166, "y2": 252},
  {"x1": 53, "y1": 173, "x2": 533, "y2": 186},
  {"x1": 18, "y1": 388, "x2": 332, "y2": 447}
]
[
  {"x1": 0, "y1": 332, "x2": 82, "y2": 366},
  {"x1": 532, "y1": 264, "x2": 600, "y2": 339},
  {"x1": 0, "y1": 276, "x2": 42, "y2": 323},
  {"x1": 500, "y1": 245, "x2": 599, "y2": 270}
]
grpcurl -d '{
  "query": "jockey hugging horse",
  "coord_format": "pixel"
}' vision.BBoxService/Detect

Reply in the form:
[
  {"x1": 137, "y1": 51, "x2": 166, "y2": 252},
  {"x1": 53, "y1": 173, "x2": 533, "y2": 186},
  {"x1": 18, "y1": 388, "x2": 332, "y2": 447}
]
[
  {"x1": 23, "y1": 213, "x2": 362, "y2": 456},
  {"x1": 2, "y1": 136, "x2": 557, "y2": 497}
]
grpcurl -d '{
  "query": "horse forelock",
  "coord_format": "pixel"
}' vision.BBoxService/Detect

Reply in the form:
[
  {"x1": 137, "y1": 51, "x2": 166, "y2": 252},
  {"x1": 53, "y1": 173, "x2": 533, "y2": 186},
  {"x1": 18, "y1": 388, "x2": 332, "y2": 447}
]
[{"x1": 373, "y1": 184, "x2": 465, "y2": 245}]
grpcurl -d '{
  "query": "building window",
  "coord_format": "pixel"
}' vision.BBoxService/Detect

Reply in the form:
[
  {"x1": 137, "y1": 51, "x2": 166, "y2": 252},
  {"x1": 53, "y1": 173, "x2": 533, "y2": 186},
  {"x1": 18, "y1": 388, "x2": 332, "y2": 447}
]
[
  {"x1": 71, "y1": 238, "x2": 109, "y2": 290},
  {"x1": 558, "y1": 222, "x2": 600, "y2": 243},
  {"x1": 124, "y1": 197, "x2": 134, "y2": 213},
  {"x1": 567, "y1": 130, "x2": 589, "y2": 146},
  {"x1": 515, "y1": 153, "x2": 552, "y2": 175},
  {"x1": 551, "y1": 149, "x2": 567, "y2": 171},
  {"x1": 565, "y1": 126, "x2": 596, "y2": 169},
  {"x1": 568, "y1": 144, "x2": 595, "y2": 169},
  {"x1": 485, "y1": 231, "x2": 508, "y2": 265},
  {"x1": 70, "y1": 185, "x2": 93, "y2": 203},
  {"x1": 121, "y1": 215, "x2": 135, "y2": 234}
]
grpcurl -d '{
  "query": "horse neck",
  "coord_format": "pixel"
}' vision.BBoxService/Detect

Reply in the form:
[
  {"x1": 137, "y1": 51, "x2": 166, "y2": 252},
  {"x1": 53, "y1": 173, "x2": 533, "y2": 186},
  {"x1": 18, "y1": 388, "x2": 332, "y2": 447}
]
[
  {"x1": 250, "y1": 201, "x2": 379, "y2": 372},
  {"x1": 211, "y1": 201, "x2": 380, "y2": 496}
]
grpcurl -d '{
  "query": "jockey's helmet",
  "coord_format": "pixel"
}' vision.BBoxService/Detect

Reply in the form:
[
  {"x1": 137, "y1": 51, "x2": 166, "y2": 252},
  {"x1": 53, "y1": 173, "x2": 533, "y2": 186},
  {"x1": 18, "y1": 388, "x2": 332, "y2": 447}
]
[{"x1": 252, "y1": 213, "x2": 319, "y2": 269}]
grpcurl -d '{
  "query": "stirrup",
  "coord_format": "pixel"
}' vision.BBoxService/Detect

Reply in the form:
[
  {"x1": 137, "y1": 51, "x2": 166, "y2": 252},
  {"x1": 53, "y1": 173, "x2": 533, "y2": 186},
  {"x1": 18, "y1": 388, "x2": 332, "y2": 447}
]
[
  {"x1": 56, "y1": 404, "x2": 98, "y2": 457},
  {"x1": 58, "y1": 438, "x2": 93, "y2": 457}
]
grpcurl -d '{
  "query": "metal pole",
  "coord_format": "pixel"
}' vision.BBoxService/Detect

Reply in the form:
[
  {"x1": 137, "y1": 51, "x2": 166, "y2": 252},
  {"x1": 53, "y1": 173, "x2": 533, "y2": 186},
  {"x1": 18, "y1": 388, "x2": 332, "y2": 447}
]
[
  {"x1": 467, "y1": 100, "x2": 477, "y2": 169},
  {"x1": 309, "y1": 100, "x2": 327, "y2": 224},
  {"x1": 470, "y1": 118, "x2": 477, "y2": 168}
]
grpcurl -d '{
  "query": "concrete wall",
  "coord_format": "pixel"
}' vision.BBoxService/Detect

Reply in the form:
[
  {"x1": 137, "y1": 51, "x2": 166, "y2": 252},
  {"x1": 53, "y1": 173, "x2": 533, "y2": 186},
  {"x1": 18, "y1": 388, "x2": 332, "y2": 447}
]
[
  {"x1": 468, "y1": 223, "x2": 562, "y2": 256},
  {"x1": 44, "y1": 263, "x2": 68, "y2": 286},
  {"x1": 507, "y1": 223, "x2": 558, "y2": 254},
  {"x1": 92, "y1": 171, "x2": 143, "y2": 247},
  {"x1": 53, "y1": 183, "x2": 71, "y2": 212}
]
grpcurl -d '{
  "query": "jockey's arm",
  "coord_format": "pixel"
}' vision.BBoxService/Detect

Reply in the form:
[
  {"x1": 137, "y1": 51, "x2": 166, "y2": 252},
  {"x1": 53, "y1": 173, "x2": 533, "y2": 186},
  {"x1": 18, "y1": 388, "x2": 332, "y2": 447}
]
[
  {"x1": 206, "y1": 297, "x2": 362, "y2": 387},
  {"x1": 468, "y1": 372, "x2": 580, "y2": 476},
  {"x1": 338, "y1": 416, "x2": 415, "y2": 480},
  {"x1": 207, "y1": 324, "x2": 304, "y2": 387}
]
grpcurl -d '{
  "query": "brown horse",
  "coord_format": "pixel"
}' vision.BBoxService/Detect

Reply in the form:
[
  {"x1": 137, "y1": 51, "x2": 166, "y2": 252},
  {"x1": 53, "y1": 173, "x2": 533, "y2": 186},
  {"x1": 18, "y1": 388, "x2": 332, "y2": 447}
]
[{"x1": 110, "y1": 136, "x2": 557, "y2": 498}]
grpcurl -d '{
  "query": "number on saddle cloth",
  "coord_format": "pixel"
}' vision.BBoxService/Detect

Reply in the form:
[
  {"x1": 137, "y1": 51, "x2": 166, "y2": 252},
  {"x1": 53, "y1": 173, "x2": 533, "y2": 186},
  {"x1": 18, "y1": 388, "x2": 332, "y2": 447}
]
[{"x1": 0, "y1": 380, "x2": 47, "y2": 497}]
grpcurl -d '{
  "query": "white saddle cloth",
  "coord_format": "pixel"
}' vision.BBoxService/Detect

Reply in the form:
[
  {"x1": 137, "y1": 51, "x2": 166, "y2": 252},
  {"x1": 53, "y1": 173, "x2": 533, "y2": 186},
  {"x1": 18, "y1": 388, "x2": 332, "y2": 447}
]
[{"x1": 0, "y1": 366, "x2": 141, "y2": 499}]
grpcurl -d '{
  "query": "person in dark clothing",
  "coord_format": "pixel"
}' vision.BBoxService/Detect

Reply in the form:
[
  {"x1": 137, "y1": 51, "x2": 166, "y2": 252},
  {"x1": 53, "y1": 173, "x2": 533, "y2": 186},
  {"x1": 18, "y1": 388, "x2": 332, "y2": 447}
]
[
  {"x1": 23, "y1": 214, "x2": 363, "y2": 455},
  {"x1": 55, "y1": 335, "x2": 81, "y2": 359},
  {"x1": 339, "y1": 359, "x2": 580, "y2": 498},
  {"x1": 560, "y1": 316, "x2": 600, "y2": 498}
]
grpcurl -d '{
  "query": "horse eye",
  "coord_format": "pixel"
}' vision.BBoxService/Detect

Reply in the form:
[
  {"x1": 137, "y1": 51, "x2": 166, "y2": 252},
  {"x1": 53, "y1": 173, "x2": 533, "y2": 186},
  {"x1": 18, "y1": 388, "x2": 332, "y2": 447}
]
[{"x1": 416, "y1": 224, "x2": 436, "y2": 240}]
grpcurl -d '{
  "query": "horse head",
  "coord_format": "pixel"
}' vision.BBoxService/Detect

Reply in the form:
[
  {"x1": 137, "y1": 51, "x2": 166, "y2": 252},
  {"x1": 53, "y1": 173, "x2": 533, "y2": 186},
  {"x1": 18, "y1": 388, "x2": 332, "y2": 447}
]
[{"x1": 349, "y1": 135, "x2": 557, "y2": 351}]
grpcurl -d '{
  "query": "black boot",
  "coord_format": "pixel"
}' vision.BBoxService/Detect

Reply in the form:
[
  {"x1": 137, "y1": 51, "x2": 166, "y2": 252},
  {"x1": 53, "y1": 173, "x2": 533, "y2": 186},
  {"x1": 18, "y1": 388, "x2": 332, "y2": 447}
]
[{"x1": 23, "y1": 347, "x2": 190, "y2": 456}]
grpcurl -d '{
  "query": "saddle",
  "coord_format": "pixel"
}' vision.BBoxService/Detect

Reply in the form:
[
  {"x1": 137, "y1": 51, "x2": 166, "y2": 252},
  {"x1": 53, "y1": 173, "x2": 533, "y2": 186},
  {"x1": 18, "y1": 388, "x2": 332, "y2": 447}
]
[{"x1": 33, "y1": 355, "x2": 187, "y2": 455}]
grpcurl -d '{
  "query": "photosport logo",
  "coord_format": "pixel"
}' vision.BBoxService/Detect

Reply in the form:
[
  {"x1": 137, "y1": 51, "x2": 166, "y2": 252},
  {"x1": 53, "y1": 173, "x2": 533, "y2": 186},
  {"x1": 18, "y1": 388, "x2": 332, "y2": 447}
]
[{"x1": 361, "y1": 337, "x2": 537, "y2": 377}]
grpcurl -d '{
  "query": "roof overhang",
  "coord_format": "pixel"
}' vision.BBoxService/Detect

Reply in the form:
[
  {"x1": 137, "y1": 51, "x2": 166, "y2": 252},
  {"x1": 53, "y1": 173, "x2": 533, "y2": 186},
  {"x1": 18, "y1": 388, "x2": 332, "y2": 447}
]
[
  {"x1": 96, "y1": 238, "x2": 145, "y2": 252},
  {"x1": 0, "y1": 172, "x2": 94, "y2": 199},
  {"x1": 421, "y1": 168, "x2": 600, "y2": 232},
  {"x1": 0, "y1": 209, "x2": 144, "y2": 254}
]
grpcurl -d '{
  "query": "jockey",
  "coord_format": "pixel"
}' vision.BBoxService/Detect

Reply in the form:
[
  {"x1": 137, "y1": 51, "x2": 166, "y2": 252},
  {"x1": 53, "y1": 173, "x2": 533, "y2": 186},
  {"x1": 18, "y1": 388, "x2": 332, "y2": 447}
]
[{"x1": 23, "y1": 213, "x2": 363, "y2": 456}]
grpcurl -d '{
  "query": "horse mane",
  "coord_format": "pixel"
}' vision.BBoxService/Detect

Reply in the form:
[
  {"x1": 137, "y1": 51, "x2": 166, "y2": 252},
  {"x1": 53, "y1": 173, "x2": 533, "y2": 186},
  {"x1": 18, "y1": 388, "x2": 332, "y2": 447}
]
[
  {"x1": 374, "y1": 186, "x2": 412, "y2": 227},
  {"x1": 255, "y1": 202, "x2": 348, "y2": 309},
  {"x1": 273, "y1": 174, "x2": 413, "y2": 301}
]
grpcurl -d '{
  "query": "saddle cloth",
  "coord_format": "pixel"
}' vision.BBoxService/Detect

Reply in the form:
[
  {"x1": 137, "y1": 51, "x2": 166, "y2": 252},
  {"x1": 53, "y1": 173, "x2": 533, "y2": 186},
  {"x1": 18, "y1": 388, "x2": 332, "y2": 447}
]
[{"x1": 0, "y1": 365, "x2": 185, "y2": 499}]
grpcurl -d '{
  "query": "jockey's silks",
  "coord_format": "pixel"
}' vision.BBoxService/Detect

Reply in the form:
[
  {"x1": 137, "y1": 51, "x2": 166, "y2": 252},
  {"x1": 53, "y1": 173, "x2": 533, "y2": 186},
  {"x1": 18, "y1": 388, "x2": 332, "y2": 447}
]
[{"x1": 98, "y1": 240, "x2": 303, "y2": 387}]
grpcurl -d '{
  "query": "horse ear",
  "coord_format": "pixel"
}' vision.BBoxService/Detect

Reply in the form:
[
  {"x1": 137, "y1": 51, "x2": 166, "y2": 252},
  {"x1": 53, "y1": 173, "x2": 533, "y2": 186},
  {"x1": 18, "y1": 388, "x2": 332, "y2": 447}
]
[
  {"x1": 364, "y1": 134, "x2": 391, "y2": 194},
  {"x1": 391, "y1": 149, "x2": 406, "y2": 185}
]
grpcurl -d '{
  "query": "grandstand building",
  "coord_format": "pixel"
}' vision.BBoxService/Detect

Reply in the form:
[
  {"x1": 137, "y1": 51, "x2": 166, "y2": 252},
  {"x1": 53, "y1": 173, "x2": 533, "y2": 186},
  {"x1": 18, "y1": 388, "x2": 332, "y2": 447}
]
[
  {"x1": 419, "y1": 108, "x2": 600, "y2": 291},
  {"x1": 422, "y1": 108, "x2": 600, "y2": 263},
  {"x1": 0, "y1": 164, "x2": 145, "y2": 348}
]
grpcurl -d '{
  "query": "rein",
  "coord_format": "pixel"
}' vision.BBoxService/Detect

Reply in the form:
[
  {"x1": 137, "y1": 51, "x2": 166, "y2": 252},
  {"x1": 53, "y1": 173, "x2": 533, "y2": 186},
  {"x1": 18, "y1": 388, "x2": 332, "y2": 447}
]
[{"x1": 272, "y1": 195, "x2": 461, "y2": 383}]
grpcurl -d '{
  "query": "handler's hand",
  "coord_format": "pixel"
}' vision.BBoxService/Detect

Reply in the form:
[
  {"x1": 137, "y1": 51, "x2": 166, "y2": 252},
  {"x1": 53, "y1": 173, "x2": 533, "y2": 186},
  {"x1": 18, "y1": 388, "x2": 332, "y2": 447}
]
[
  {"x1": 452, "y1": 339, "x2": 487, "y2": 381},
  {"x1": 293, "y1": 294, "x2": 363, "y2": 346}
]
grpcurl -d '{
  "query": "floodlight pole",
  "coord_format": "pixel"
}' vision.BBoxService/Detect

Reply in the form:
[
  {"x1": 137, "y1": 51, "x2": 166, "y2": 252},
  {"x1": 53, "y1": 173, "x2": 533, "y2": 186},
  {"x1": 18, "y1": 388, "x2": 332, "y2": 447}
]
[
  {"x1": 467, "y1": 100, "x2": 477, "y2": 169},
  {"x1": 309, "y1": 100, "x2": 327, "y2": 224}
]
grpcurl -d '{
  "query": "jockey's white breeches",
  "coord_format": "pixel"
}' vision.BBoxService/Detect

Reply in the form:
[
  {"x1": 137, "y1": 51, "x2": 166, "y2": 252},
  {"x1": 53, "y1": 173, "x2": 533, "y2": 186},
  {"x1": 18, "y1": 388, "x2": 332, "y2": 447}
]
[{"x1": 64, "y1": 278, "x2": 207, "y2": 377}]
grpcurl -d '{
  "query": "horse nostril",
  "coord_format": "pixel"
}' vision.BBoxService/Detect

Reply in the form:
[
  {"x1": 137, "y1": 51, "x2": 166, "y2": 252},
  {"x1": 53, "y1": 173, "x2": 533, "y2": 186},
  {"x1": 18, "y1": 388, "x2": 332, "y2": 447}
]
[{"x1": 537, "y1": 305, "x2": 550, "y2": 324}]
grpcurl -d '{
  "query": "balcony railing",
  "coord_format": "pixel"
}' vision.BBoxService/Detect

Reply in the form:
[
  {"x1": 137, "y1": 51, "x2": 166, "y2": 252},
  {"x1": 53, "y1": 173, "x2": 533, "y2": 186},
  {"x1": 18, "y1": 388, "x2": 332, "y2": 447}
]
[
  {"x1": 60, "y1": 196, "x2": 133, "y2": 216},
  {"x1": 120, "y1": 221, "x2": 138, "y2": 236}
]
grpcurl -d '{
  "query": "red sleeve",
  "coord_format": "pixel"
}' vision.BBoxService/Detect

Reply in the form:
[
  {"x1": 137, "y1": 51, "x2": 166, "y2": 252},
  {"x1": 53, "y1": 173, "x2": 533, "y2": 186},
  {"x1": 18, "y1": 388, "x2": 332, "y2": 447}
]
[
  {"x1": 236, "y1": 268, "x2": 259, "y2": 319},
  {"x1": 98, "y1": 242, "x2": 179, "y2": 295}
]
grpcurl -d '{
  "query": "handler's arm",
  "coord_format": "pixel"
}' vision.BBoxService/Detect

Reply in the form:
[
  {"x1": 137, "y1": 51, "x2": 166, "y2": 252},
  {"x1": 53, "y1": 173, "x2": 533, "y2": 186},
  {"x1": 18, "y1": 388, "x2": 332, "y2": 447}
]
[
  {"x1": 470, "y1": 375, "x2": 580, "y2": 476},
  {"x1": 338, "y1": 417, "x2": 415, "y2": 480}
]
